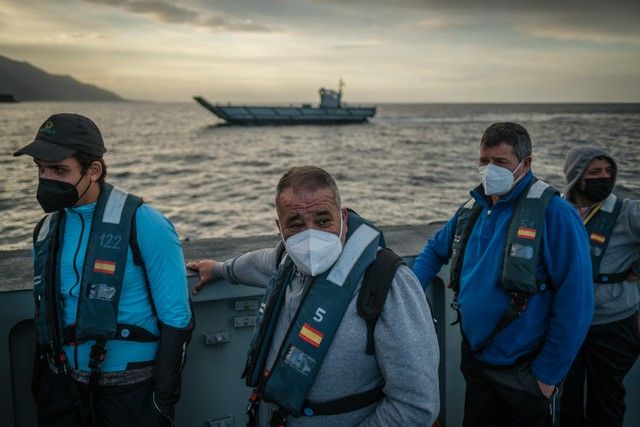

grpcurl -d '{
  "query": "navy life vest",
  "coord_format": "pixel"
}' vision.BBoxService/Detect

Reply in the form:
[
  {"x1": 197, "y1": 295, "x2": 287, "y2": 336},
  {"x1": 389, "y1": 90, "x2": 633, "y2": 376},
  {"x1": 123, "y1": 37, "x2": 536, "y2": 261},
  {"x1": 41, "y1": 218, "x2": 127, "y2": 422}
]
[
  {"x1": 582, "y1": 194, "x2": 625, "y2": 284},
  {"x1": 32, "y1": 183, "x2": 157, "y2": 357},
  {"x1": 450, "y1": 179, "x2": 558, "y2": 351},
  {"x1": 243, "y1": 211, "x2": 385, "y2": 417}
]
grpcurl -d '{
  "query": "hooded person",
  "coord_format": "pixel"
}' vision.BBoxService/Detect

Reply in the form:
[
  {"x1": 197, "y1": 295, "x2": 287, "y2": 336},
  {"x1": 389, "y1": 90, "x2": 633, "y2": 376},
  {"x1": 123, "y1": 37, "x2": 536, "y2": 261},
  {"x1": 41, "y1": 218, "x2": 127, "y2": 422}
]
[{"x1": 560, "y1": 145, "x2": 640, "y2": 427}]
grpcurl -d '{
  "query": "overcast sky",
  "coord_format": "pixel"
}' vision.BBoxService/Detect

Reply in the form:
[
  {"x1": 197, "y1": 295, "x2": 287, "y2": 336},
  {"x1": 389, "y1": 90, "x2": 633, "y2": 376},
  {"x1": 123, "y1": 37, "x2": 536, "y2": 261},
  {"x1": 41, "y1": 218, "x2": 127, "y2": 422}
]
[{"x1": 1, "y1": 0, "x2": 639, "y2": 102}]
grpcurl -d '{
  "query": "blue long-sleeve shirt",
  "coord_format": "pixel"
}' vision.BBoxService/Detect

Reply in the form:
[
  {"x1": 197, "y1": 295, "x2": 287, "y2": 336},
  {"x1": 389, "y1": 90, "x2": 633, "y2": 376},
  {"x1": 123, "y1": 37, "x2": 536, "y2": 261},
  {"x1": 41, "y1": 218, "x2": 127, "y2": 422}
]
[
  {"x1": 40, "y1": 200, "x2": 191, "y2": 372},
  {"x1": 413, "y1": 171, "x2": 594, "y2": 385}
]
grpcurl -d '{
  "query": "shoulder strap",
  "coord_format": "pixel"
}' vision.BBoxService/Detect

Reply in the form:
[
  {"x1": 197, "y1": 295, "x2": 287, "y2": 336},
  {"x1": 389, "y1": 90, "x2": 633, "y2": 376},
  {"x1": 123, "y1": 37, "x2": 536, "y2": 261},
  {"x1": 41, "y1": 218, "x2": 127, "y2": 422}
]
[
  {"x1": 32, "y1": 215, "x2": 49, "y2": 245},
  {"x1": 357, "y1": 248, "x2": 404, "y2": 355},
  {"x1": 129, "y1": 205, "x2": 144, "y2": 267},
  {"x1": 501, "y1": 178, "x2": 558, "y2": 294},
  {"x1": 75, "y1": 184, "x2": 142, "y2": 342},
  {"x1": 585, "y1": 195, "x2": 623, "y2": 282},
  {"x1": 128, "y1": 203, "x2": 157, "y2": 317},
  {"x1": 449, "y1": 200, "x2": 483, "y2": 293}
]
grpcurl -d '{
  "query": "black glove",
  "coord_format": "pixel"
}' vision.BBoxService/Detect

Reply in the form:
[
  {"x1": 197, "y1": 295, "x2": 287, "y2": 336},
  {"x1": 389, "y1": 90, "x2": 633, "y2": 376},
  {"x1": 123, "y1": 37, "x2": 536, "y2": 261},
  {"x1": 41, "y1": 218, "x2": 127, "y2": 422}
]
[
  {"x1": 153, "y1": 319, "x2": 194, "y2": 410},
  {"x1": 148, "y1": 392, "x2": 174, "y2": 427}
]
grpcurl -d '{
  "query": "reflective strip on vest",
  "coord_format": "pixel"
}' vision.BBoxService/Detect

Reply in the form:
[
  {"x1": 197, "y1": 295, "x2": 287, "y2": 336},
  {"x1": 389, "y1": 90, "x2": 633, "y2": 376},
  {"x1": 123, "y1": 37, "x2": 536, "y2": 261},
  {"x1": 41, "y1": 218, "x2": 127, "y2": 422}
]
[
  {"x1": 526, "y1": 180, "x2": 549, "y2": 199},
  {"x1": 102, "y1": 186, "x2": 128, "y2": 224},
  {"x1": 36, "y1": 214, "x2": 54, "y2": 243},
  {"x1": 601, "y1": 194, "x2": 617, "y2": 213},
  {"x1": 462, "y1": 198, "x2": 475, "y2": 209},
  {"x1": 327, "y1": 224, "x2": 379, "y2": 287}
]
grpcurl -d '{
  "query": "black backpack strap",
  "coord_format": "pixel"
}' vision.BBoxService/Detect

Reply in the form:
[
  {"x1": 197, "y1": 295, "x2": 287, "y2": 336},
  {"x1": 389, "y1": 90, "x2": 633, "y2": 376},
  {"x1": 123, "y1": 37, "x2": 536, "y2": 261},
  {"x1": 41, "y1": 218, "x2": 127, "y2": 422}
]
[
  {"x1": 127, "y1": 203, "x2": 160, "y2": 319},
  {"x1": 596, "y1": 271, "x2": 630, "y2": 284},
  {"x1": 63, "y1": 323, "x2": 159, "y2": 344},
  {"x1": 301, "y1": 384, "x2": 385, "y2": 416},
  {"x1": 357, "y1": 248, "x2": 404, "y2": 355},
  {"x1": 129, "y1": 204, "x2": 145, "y2": 267}
]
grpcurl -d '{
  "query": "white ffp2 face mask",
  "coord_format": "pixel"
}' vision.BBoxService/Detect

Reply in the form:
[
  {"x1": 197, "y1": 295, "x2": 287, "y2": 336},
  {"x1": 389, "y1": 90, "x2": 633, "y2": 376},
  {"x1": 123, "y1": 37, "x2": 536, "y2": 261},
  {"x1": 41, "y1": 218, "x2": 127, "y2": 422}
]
[
  {"x1": 479, "y1": 161, "x2": 524, "y2": 196},
  {"x1": 282, "y1": 216, "x2": 344, "y2": 276}
]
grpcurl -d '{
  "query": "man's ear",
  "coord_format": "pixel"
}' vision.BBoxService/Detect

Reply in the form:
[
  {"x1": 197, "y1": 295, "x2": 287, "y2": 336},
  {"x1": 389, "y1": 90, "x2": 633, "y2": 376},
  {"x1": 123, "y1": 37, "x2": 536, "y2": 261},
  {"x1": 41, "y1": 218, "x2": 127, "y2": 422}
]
[
  {"x1": 340, "y1": 208, "x2": 349, "y2": 240},
  {"x1": 275, "y1": 218, "x2": 281, "y2": 234},
  {"x1": 88, "y1": 160, "x2": 102, "y2": 182}
]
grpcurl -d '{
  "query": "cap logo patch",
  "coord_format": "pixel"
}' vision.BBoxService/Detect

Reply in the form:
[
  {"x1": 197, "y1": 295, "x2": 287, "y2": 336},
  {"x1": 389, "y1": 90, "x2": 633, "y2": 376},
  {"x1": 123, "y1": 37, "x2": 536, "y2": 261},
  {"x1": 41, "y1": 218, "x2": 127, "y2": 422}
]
[{"x1": 39, "y1": 120, "x2": 56, "y2": 136}]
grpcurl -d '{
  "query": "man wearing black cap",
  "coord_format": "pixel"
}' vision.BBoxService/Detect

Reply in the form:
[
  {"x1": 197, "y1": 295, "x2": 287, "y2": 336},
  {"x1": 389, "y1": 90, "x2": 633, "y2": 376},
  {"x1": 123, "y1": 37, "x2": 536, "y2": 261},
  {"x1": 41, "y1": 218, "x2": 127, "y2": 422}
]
[
  {"x1": 560, "y1": 145, "x2": 640, "y2": 427},
  {"x1": 14, "y1": 113, "x2": 194, "y2": 427}
]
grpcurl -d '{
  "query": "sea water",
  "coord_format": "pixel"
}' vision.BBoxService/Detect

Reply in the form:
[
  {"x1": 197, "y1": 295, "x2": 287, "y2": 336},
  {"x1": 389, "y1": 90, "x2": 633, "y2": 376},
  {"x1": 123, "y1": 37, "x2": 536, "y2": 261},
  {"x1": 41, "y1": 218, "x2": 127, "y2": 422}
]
[{"x1": 1, "y1": 102, "x2": 639, "y2": 251}]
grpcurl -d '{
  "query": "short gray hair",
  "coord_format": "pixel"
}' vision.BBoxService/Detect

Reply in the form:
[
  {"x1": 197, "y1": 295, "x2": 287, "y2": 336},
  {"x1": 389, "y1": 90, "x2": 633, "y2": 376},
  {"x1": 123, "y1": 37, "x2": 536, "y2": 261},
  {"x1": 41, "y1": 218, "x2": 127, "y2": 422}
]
[{"x1": 275, "y1": 166, "x2": 341, "y2": 215}]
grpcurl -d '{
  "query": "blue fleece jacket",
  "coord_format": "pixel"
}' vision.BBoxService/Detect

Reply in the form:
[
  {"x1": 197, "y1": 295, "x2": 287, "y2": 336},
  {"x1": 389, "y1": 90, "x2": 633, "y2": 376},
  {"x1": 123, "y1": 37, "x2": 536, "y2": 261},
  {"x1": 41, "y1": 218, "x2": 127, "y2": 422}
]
[
  {"x1": 413, "y1": 171, "x2": 594, "y2": 385},
  {"x1": 38, "y1": 201, "x2": 192, "y2": 372}
]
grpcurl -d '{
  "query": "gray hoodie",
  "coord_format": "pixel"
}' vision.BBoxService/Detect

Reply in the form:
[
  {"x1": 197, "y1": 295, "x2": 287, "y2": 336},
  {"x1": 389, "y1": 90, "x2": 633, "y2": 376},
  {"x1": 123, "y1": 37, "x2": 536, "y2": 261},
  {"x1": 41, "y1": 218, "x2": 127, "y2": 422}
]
[
  {"x1": 213, "y1": 242, "x2": 440, "y2": 426},
  {"x1": 563, "y1": 145, "x2": 640, "y2": 325}
]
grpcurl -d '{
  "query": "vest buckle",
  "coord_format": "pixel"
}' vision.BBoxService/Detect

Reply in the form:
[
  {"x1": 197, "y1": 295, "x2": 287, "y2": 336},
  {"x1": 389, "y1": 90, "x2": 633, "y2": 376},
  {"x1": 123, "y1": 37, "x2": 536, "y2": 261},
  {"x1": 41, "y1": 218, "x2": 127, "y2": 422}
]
[
  {"x1": 509, "y1": 292, "x2": 528, "y2": 313},
  {"x1": 269, "y1": 408, "x2": 287, "y2": 427},
  {"x1": 450, "y1": 299, "x2": 461, "y2": 325},
  {"x1": 48, "y1": 351, "x2": 68, "y2": 375},
  {"x1": 246, "y1": 389, "x2": 260, "y2": 427},
  {"x1": 88, "y1": 341, "x2": 107, "y2": 373}
]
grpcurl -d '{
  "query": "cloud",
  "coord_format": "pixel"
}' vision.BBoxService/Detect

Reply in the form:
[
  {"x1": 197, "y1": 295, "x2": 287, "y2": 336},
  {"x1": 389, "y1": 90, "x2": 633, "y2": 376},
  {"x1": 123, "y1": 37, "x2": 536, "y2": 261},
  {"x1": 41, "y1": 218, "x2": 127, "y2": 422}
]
[
  {"x1": 84, "y1": 0, "x2": 272, "y2": 32},
  {"x1": 312, "y1": 0, "x2": 640, "y2": 44},
  {"x1": 421, "y1": 0, "x2": 640, "y2": 44},
  {"x1": 514, "y1": 10, "x2": 640, "y2": 44}
]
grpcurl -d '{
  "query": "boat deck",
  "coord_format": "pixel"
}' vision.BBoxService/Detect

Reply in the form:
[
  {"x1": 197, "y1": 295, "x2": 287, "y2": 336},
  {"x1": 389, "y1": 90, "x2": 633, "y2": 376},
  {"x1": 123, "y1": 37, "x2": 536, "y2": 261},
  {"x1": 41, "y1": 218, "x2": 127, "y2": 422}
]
[{"x1": 1, "y1": 224, "x2": 638, "y2": 426}]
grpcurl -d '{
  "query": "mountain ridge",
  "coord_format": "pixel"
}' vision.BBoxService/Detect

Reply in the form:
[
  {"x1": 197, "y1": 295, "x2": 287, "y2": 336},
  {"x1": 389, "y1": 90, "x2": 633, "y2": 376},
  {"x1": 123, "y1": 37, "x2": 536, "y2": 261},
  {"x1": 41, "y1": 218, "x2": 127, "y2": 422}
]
[{"x1": 0, "y1": 55, "x2": 123, "y2": 101}]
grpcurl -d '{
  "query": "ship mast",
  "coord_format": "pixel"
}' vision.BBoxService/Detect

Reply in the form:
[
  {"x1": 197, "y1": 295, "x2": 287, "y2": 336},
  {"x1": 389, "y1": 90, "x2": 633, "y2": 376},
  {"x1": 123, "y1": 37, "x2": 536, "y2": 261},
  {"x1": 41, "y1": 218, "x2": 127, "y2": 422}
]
[{"x1": 337, "y1": 79, "x2": 344, "y2": 106}]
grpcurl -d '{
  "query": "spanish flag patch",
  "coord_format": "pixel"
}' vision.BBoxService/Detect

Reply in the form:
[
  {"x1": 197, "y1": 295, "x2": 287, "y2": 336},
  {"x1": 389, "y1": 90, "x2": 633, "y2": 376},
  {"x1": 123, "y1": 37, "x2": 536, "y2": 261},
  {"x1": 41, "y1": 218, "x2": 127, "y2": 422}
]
[
  {"x1": 516, "y1": 227, "x2": 536, "y2": 240},
  {"x1": 94, "y1": 260, "x2": 116, "y2": 275},
  {"x1": 590, "y1": 233, "x2": 606, "y2": 244},
  {"x1": 299, "y1": 323, "x2": 323, "y2": 348}
]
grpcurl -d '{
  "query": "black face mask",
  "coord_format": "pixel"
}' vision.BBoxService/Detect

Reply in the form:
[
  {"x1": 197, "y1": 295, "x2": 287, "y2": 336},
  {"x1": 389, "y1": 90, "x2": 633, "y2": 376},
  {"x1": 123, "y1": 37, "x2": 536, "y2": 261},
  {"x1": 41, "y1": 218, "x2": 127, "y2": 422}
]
[
  {"x1": 36, "y1": 176, "x2": 85, "y2": 213},
  {"x1": 577, "y1": 177, "x2": 614, "y2": 203}
]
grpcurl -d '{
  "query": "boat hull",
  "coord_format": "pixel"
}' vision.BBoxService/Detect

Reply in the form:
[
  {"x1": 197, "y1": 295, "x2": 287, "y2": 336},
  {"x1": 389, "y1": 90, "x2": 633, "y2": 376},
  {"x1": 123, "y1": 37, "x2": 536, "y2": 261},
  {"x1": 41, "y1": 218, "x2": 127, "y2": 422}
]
[{"x1": 194, "y1": 96, "x2": 375, "y2": 125}]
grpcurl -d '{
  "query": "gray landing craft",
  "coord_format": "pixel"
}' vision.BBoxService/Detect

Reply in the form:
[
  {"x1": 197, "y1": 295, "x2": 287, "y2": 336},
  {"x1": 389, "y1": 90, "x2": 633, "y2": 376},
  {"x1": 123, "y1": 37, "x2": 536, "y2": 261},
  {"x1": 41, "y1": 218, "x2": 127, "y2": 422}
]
[{"x1": 194, "y1": 81, "x2": 376, "y2": 125}]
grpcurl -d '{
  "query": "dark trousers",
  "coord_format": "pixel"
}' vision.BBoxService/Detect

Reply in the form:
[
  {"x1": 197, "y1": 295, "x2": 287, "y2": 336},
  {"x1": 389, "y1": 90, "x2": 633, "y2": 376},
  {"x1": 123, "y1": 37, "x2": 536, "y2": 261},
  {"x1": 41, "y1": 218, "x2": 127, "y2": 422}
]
[
  {"x1": 561, "y1": 312, "x2": 640, "y2": 427},
  {"x1": 35, "y1": 367, "x2": 172, "y2": 427},
  {"x1": 460, "y1": 342, "x2": 561, "y2": 427}
]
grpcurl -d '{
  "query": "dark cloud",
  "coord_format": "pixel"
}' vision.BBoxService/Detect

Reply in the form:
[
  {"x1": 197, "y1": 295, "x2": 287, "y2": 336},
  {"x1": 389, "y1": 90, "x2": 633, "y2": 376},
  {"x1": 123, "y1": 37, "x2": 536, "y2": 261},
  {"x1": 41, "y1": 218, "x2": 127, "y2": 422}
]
[
  {"x1": 84, "y1": 0, "x2": 272, "y2": 32},
  {"x1": 82, "y1": 0, "x2": 640, "y2": 42},
  {"x1": 312, "y1": 0, "x2": 640, "y2": 42}
]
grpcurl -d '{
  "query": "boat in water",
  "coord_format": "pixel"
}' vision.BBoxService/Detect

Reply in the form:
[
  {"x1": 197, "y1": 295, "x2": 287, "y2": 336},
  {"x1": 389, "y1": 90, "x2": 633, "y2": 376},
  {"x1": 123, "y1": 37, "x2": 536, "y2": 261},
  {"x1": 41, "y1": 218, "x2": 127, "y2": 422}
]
[{"x1": 194, "y1": 80, "x2": 376, "y2": 125}]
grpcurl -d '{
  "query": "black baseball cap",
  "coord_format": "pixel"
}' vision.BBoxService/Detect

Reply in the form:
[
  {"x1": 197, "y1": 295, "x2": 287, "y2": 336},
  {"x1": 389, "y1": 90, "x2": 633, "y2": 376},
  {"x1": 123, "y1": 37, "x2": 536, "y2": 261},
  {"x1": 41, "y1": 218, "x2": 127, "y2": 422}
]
[{"x1": 13, "y1": 113, "x2": 106, "y2": 162}]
